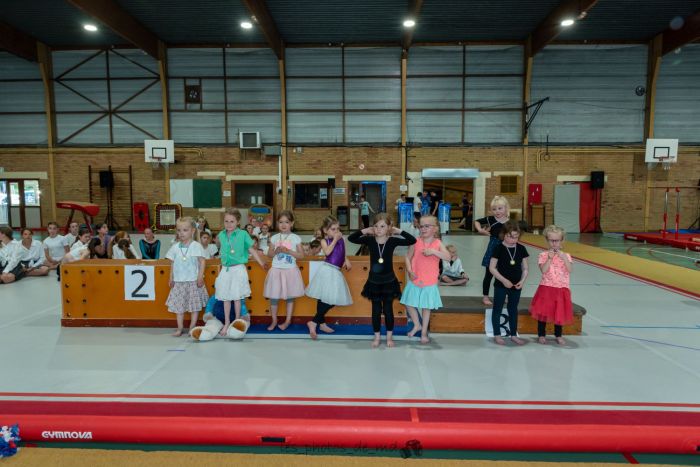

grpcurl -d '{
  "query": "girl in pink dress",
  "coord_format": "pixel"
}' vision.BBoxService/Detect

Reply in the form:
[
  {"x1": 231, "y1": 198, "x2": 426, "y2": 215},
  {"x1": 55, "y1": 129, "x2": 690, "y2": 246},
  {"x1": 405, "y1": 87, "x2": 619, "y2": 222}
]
[{"x1": 529, "y1": 225, "x2": 573, "y2": 345}]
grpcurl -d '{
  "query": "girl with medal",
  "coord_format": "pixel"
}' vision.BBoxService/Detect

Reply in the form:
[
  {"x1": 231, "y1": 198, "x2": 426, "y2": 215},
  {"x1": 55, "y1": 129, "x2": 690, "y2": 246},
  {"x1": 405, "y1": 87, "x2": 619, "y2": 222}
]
[
  {"x1": 216, "y1": 208, "x2": 269, "y2": 337},
  {"x1": 263, "y1": 210, "x2": 305, "y2": 331},
  {"x1": 164, "y1": 217, "x2": 208, "y2": 337},
  {"x1": 488, "y1": 220, "x2": 529, "y2": 346},
  {"x1": 400, "y1": 215, "x2": 450, "y2": 345},
  {"x1": 475, "y1": 196, "x2": 511, "y2": 306},
  {"x1": 349, "y1": 213, "x2": 416, "y2": 348}
]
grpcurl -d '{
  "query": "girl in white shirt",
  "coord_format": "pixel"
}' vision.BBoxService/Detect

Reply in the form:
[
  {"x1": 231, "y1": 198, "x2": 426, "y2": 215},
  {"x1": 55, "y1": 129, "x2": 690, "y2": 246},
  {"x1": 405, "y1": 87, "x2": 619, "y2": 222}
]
[
  {"x1": 199, "y1": 231, "x2": 219, "y2": 259},
  {"x1": 42, "y1": 222, "x2": 69, "y2": 271},
  {"x1": 0, "y1": 226, "x2": 25, "y2": 283},
  {"x1": 164, "y1": 217, "x2": 208, "y2": 337},
  {"x1": 440, "y1": 244, "x2": 468, "y2": 286},
  {"x1": 263, "y1": 210, "x2": 305, "y2": 331},
  {"x1": 19, "y1": 228, "x2": 49, "y2": 277}
]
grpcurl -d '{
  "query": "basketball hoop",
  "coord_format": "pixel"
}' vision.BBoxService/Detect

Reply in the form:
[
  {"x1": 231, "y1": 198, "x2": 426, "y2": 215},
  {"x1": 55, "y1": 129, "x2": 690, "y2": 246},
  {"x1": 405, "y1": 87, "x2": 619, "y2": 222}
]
[
  {"x1": 150, "y1": 160, "x2": 161, "y2": 169},
  {"x1": 662, "y1": 162, "x2": 671, "y2": 171}
]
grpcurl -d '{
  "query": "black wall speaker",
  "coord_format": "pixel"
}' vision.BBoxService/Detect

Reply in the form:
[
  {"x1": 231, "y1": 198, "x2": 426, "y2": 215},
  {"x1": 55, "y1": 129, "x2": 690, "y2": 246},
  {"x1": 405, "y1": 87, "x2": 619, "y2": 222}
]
[
  {"x1": 590, "y1": 171, "x2": 605, "y2": 189},
  {"x1": 328, "y1": 177, "x2": 335, "y2": 189},
  {"x1": 99, "y1": 170, "x2": 114, "y2": 188}
]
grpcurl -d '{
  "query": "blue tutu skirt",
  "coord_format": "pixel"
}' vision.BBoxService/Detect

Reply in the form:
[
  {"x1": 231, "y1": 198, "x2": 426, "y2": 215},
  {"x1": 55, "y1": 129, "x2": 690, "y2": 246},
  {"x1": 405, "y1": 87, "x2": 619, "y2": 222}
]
[
  {"x1": 400, "y1": 281, "x2": 442, "y2": 310},
  {"x1": 481, "y1": 236, "x2": 500, "y2": 267}
]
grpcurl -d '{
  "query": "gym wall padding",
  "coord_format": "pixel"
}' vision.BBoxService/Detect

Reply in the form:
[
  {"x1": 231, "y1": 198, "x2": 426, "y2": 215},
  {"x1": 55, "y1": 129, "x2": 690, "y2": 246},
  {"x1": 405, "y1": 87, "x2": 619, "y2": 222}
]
[{"x1": 554, "y1": 184, "x2": 580, "y2": 233}]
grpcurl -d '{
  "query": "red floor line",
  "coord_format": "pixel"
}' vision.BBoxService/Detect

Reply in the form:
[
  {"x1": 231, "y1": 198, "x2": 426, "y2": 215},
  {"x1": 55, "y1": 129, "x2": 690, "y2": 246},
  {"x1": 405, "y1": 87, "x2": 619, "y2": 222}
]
[
  {"x1": 520, "y1": 240, "x2": 700, "y2": 300},
  {"x1": 1, "y1": 392, "x2": 700, "y2": 408},
  {"x1": 410, "y1": 407, "x2": 420, "y2": 423},
  {"x1": 622, "y1": 452, "x2": 640, "y2": 464}
]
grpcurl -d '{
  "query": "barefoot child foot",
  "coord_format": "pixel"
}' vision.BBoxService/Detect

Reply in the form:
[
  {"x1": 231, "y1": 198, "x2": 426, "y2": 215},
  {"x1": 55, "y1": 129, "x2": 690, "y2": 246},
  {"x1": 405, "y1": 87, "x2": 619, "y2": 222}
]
[
  {"x1": 267, "y1": 319, "x2": 277, "y2": 331},
  {"x1": 511, "y1": 336, "x2": 526, "y2": 345},
  {"x1": 278, "y1": 321, "x2": 291, "y2": 331},
  {"x1": 482, "y1": 296, "x2": 493, "y2": 306},
  {"x1": 407, "y1": 324, "x2": 421, "y2": 338},
  {"x1": 386, "y1": 336, "x2": 395, "y2": 348},
  {"x1": 319, "y1": 323, "x2": 335, "y2": 333},
  {"x1": 556, "y1": 336, "x2": 566, "y2": 346},
  {"x1": 219, "y1": 323, "x2": 230, "y2": 337},
  {"x1": 494, "y1": 336, "x2": 506, "y2": 345},
  {"x1": 371, "y1": 336, "x2": 381, "y2": 348},
  {"x1": 538, "y1": 336, "x2": 546, "y2": 345},
  {"x1": 420, "y1": 336, "x2": 430, "y2": 345},
  {"x1": 307, "y1": 321, "x2": 318, "y2": 340},
  {"x1": 172, "y1": 329, "x2": 183, "y2": 337}
]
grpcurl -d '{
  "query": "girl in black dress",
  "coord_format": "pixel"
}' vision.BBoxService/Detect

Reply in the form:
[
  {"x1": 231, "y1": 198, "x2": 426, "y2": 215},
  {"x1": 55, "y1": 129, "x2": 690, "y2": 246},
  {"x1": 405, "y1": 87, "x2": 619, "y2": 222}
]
[
  {"x1": 349, "y1": 213, "x2": 416, "y2": 348},
  {"x1": 474, "y1": 195, "x2": 511, "y2": 305}
]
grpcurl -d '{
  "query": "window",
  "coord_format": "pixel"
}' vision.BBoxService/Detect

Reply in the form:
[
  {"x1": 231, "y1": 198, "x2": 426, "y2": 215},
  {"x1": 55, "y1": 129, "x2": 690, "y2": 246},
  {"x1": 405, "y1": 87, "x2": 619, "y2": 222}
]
[
  {"x1": 294, "y1": 183, "x2": 330, "y2": 209},
  {"x1": 500, "y1": 175, "x2": 518, "y2": 194},
  {"x1": 233, "y1": 182, "x2": 274, "y2": 208}
]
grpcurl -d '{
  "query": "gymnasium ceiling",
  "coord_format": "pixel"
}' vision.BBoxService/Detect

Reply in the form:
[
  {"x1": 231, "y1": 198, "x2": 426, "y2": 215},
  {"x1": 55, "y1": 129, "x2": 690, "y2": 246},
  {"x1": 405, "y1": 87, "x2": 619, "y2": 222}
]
[{"x1": 1, "y1": 0, "x2": 700, "y2": 59}]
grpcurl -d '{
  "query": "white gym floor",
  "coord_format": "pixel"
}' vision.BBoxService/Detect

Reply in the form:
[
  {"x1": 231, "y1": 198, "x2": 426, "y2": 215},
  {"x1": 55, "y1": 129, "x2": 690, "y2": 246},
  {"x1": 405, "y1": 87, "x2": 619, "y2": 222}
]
[{"x1": 1, "y1": 234, "x2": 699, "y2": 411}]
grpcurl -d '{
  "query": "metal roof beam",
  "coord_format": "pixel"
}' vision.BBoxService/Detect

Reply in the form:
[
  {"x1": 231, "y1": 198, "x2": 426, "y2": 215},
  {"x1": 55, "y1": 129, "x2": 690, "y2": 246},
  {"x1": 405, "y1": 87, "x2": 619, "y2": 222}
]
[
  {"x1": 660, "y1": 8, "x2": 700, "y2": 55},
  {"x1": 530, "y1": 0, "x2": 599, "y2": 56},
  {"x1": 240, "y1": 0, "x2": 285, "y2": 59},
  {"x1": 66, "y1": 0, "x2": 161, "y2": 58},
  {"x1": 0, "y1": 21, "x2": 38, "y2": 61},
  {"x1": 402, "y1": 0, "x2": 424, "y2": 56}
]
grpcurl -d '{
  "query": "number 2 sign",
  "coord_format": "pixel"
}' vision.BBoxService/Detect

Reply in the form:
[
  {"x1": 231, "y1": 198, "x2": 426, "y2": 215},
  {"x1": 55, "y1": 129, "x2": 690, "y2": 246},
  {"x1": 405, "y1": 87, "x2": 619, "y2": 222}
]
[{"x1": 124, "y1": 265, "x2": 156, "y2": 301}]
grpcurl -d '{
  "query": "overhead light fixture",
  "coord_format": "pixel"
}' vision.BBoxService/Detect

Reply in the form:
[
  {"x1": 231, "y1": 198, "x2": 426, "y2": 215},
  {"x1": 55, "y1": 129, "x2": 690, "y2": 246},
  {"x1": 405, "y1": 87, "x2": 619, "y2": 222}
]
[
  {"x1": 561, "y1": 18, "x2": 575, "y2": 27},
  {"x1": 403, "y1": 19, "x2": 416, "y2": 28},
  {"x1": 241, "y1": 21, "x2": 253, "y2": 29},
  {"x1": 83, "y1": 24, "x2": 98, "y2": 32}
]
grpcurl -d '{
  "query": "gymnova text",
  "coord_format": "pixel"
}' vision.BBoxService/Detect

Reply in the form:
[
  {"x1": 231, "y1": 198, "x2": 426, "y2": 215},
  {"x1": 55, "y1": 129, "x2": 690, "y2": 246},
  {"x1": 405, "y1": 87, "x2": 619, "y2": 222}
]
[{"x1": 41, "y1": 431, "x2": 93, "y2": 440}]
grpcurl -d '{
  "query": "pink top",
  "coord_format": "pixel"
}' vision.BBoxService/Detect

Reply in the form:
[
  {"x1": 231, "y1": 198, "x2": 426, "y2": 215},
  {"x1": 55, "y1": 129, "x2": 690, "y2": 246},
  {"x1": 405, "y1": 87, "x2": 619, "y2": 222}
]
[
  {"x1": 538, "y1": 251, "x2": 572, "y2": 289},
  {"x1": 411, "y1": 238, "x2": 442, "y2": 287}
]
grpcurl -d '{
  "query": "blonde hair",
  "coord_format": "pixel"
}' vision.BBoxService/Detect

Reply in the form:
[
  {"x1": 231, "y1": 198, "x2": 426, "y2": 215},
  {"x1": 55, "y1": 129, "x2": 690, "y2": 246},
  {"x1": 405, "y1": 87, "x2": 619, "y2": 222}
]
[
  {"x1": 445, "y1": 244, "x2": 458, "y2": 254},
  {"x1": 319, "y1": 215, "x2": 339, "y2": 237},
  {"x1": 420, "y1": 215, "x2": 438, "y2": 227},
  {"x1": 543, "y1": 224, "x2": 566, "y2": 241},
  {"x1": 176, "y1": 216, "x2": 200, "y2": 241},
  {"x1": 372, "y1": 212, "x2": 393, "y2": 227},
  {"x1": 490, "y1": 195, "x2": 511, "y2": 214},
  {"x1": 224, "y1": 208, "x2": 241, "y2": 222}
]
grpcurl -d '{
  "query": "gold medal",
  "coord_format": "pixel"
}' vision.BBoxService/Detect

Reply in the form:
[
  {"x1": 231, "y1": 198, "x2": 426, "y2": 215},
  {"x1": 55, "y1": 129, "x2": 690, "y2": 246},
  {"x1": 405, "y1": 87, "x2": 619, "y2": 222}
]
[
  {"x1": 510, "y1": 260, "x2": 515, "y2": 266},
  {"x1": 378, "y1": 258, "x2": 384, "y2": 264},
  {"x1": 182, "y1": 256, "x2": 187, "y2": 261}
]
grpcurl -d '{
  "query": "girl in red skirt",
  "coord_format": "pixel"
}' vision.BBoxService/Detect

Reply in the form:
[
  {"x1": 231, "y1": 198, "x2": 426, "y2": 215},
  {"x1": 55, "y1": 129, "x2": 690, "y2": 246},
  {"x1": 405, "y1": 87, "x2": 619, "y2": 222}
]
[{"x1": 529, "y1": 225, "x2": 573, "y2": 345}]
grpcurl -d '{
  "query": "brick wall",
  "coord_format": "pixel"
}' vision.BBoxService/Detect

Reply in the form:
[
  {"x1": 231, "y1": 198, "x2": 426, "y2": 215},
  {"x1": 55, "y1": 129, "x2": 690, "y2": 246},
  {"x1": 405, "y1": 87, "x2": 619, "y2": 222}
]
[{"x1": 1, "y1": 145, "x2": 697, "y2": 233}]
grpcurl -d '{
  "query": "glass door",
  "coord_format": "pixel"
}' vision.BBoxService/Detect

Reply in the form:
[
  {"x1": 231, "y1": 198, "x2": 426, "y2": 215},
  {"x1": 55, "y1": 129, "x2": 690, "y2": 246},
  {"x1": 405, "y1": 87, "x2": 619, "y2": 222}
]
[
  {"x1": 0, "y1": 181, "x2": 7, "y2": 226},
  {"x1": 1, "y1": 179, "x2": 42, "y2": 229}
]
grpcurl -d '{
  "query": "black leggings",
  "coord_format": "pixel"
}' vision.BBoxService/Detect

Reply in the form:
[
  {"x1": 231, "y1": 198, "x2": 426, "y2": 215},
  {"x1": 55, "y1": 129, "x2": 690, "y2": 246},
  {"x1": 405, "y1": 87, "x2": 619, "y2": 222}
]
[
  {"x1": 371, "y1": 297, "x2": 395, "y2": 333},
  {"x1": 482, "y1": 268, "x2": 493, "y2": 296},
  {"x1": 312, "y1": 301, "x2": 334, "y2": 324},
  {"x1": 538, "y1": 321, "x2": 563, "y2": 337},
  {"x1": 492, "y1": 286, "x2": 521, "y2": 337}
]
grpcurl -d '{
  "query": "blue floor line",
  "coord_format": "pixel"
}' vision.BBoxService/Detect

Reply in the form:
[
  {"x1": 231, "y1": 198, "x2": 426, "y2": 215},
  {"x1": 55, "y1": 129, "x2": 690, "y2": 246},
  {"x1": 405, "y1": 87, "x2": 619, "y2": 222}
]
[
  {"x1": 602, "y1": 332, "x2": 700, "y2": 352},
  {"x1": 601, "y1": 325, "x2": 700, "y2": 330}
]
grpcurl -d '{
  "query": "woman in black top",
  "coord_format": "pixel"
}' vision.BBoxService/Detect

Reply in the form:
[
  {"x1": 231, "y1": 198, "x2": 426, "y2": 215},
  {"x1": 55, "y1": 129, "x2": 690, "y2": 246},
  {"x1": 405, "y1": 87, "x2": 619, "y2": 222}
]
[{"x1": 348, "y1": 213, "x2": 416, "y2": 348}]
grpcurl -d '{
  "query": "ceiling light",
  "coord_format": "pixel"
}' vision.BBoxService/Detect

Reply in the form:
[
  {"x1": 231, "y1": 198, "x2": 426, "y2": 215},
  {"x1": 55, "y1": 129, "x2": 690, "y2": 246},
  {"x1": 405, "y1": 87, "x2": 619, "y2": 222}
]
[
  {"x1": 403, "y1": 19, "x2": 416, "y2": 28},
  {"x1": 241, "y1": 21, "x2": 253, "y2": 29},
  {"x1": 561, "y1": 19, "x2": 575, "y2": 27},
  {"x1": 83, "y1": 24, "x2": 98, "y2": 32}
]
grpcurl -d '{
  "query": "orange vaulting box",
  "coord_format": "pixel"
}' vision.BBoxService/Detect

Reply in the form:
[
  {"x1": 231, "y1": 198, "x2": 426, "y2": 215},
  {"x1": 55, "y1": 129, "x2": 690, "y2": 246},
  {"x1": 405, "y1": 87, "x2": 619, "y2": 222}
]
[{"x1": 60, "y1": 258, "x2": 407, "y2": 327}]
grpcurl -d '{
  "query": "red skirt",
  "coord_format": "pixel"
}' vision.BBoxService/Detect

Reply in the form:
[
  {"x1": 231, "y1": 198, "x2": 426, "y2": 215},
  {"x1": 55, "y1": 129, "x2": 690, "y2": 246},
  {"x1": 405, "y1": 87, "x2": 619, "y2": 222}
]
[{"x1": 529, "y1": 285, "x2": 573, "y2": 325}]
